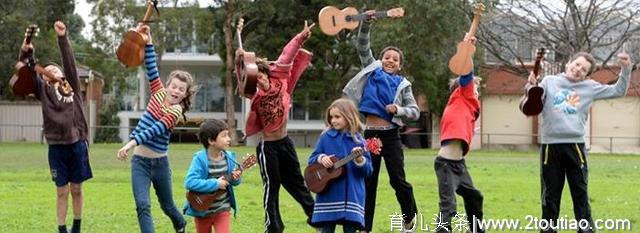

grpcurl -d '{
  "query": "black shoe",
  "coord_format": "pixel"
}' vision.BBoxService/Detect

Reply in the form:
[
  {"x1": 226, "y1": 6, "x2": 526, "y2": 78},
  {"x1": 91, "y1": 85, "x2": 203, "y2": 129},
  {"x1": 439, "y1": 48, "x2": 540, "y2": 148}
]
[
  {"x1": 175, "y1": 221, "x2": 187, "y2": 233},
  {"x1": 58, "y1": 225, "x2": 69, "y2": 233}
]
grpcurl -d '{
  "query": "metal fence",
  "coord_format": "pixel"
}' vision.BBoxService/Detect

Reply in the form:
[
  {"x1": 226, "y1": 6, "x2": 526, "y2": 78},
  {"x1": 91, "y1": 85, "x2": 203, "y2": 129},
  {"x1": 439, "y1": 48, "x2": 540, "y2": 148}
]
[{"x1": 2, "y1": 124, "x2": 640, "y2": 154}]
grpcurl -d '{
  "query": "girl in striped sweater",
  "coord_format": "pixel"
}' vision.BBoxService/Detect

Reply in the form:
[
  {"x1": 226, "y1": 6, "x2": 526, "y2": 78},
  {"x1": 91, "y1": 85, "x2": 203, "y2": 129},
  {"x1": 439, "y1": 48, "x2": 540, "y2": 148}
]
[{"x1": 116, "y1": 24, "x2": 195, "y2": 233}]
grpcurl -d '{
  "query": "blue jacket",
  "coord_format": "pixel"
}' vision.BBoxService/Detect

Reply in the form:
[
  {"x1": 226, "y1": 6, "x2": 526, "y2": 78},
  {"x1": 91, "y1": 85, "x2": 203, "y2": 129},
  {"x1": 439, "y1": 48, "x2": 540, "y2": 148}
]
[
  {"x1": 183, "y1": 149, "x2": 241, "y2": 217},
  {"x1": 308, "y1": 129, "x2": 373, "y2": 227}
]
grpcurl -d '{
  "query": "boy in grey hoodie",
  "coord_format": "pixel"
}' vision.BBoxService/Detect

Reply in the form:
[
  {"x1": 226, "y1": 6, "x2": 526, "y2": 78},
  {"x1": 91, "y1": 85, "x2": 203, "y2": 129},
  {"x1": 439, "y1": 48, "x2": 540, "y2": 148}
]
[{"x1": 526, "y1": 52, "x2": 632, "y2": 233}]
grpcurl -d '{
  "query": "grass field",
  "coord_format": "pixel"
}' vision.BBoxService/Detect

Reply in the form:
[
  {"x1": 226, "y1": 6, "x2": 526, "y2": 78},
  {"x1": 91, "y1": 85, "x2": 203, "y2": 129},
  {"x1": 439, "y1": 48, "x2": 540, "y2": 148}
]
[{"x1": 0, "y1": 142, "x2": 639, "y2": 233}]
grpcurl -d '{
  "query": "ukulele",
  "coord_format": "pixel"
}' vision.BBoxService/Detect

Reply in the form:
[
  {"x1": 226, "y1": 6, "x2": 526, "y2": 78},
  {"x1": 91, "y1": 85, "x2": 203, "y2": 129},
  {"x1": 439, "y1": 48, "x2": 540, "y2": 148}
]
[
  {"x1": 116, "y1": 0, "x2": 159, "y2": 68},
  {"x1": 448, "y1": 3, "x2": 485, "y2": 76},
  {"x1": 304, "y1": 137, "x2": 382, "y2": 194},
  {"x1": 10, "y1": 25, "x2": 63, "y2": 96},
  {"x1": 519, "y1": 48, "x2": 546, "y2": 116},
  {"x1": 235, "y1": 18, "x2": 259, "y2": 99},
  {"x1": 318, "y1": 6, "x2": 404, "y2": 36},
  {"x1": 186, "y1": 154, "x2": 257, "y2": 212}
]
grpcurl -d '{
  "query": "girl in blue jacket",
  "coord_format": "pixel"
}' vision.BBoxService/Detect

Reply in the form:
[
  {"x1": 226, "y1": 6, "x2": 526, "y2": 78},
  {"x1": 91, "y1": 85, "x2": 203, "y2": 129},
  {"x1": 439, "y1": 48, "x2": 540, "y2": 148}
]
[
  {"x1": 308, "y1": 98, "x2": 373, "y2": 233},
  {"x1": 184, "y1": 119, "x2": 241, "y2": 233}
]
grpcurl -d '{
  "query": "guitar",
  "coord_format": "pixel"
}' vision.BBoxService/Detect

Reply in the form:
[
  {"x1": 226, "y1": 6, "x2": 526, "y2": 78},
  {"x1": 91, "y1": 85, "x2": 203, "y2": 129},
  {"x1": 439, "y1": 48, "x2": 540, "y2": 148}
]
[
  {"x1": 235, "y1": 18, "x2": 259, "y2": 99},
  {"x1": 304, "y1": 137, "x2": 382, "y2": 194},
  {"x1": 318, "y1": 6, "x2": 404, "y2": 36},
  {"x1": 186, "y1": 154, "x2": 257, "y2": 212},
  {"x1": 10, "y1": 25, "x2": 63, "y2": 96},
  {"x1": 116, "y1": 0, "x2": 159, "y2": 68},
  {"x1": 448, "y1": 3, "x2": 485, "y2": 76},
  {"x1": 519, "y1": 48, "x2": 546, "y2": 116}
]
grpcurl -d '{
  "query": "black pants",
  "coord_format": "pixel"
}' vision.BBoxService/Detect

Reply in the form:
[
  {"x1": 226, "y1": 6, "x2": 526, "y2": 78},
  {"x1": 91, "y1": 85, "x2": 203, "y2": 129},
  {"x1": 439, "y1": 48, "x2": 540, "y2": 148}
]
[
  {"x1": 363, "y1": 128, "x2": 417, "y2": 231},
  {"x1": 540, "y1": 143, "x2": 594, "y2": 233},
  {"x1": 434, "y1": 156, "x2": 484, "y2": 233},
  {"x1": 257, "y1": 136, "x2": 315, "y2": 233}
]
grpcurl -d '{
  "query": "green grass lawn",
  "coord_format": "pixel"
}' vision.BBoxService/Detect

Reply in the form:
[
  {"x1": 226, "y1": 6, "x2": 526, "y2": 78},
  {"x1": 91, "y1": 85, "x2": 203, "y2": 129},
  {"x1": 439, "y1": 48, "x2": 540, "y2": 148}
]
[{"x1": 0, "y1": 142, "x2": 638, "y2": 233}]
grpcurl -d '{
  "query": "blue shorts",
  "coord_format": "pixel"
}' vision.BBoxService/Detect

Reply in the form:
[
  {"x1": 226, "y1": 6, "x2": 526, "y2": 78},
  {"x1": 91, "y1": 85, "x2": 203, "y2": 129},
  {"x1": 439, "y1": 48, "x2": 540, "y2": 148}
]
[{"x1": 48, "y1": 140, "x2": 93, "y2": 187}]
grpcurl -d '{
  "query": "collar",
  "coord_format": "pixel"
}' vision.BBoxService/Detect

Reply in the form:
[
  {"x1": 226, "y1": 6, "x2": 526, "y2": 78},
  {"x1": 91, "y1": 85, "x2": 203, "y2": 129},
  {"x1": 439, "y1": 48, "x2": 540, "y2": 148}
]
[{"x1": 325, "y1": 128, "x2": 355, "y2": 139}]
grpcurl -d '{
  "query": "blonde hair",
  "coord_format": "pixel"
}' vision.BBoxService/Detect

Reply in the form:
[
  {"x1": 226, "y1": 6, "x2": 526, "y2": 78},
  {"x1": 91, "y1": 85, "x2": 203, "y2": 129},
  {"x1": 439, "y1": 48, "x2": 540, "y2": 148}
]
[
  {"x1": 324, "y1": 98, "x2": 364, "y2": 143},
  {"x1": 166, "y1": 70, "x2": 196, "y2": 121}
]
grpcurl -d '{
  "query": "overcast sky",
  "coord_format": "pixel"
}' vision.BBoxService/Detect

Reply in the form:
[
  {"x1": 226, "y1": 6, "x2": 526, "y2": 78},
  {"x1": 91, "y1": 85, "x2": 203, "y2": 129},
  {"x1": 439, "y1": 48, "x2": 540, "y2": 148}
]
[{"x1": 74, "y1": 0, "x2": 214, "y2": 38}]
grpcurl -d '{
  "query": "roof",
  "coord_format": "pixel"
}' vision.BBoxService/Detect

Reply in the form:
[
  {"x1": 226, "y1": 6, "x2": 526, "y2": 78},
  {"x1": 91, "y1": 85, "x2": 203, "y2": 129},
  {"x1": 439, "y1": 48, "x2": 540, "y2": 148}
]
[{"x1": 483, "y1": 64, "x2": 640, "y2": 96}]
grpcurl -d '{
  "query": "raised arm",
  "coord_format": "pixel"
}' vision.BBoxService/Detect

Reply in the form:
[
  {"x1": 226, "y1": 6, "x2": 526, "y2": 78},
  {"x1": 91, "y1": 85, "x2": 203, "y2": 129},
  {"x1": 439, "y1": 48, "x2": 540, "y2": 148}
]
[
  {"x1": 593, "y1": 53, "x2": 633, "y2": 100},
  {"x1": 137, "y1": 25, "x2": 164, "y2": 94},
  {"x1": 354, "y1": 17, "x2": 375, "y2": 67},
  {"x1": 272, "y1": 21, "x2": 314, "y2": 77},
  {"x1": 55, "y1": 21, "x2": 80, "y2": 93}
]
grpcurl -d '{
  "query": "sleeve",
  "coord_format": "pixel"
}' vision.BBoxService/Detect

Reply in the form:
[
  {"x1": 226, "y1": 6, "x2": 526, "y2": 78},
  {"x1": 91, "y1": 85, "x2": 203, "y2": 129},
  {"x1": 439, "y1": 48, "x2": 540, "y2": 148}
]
[
  {"x1": 352, "y1": 140, "x2": 373, "y2": 177},
  {"x1": 308, "y1": 133, "x2": 327, "y2": 165},
  {"x1": 229, "y1": 152, "x2": 242, "y2": 186},
  {"x1": 58, "y1": 35, "x2": 80, "y2": 94},
  {"x1": 395, "y1": 85, "x2": 420, "y2": 120},
  {"x1": 133, "y1": 105, "x2": 183, "y2": 145},
  {"x1": 271, "y1": 32, "x2": 310, "y2": 78},
  {"x1": 144, "y1": 45, "x2": 164, "y2": 94},
  {"x1": 459, "y1": 72, "x2": 477, "y2": 99},
  {"x1": 593, "y1": 67, "x2": 632, "y2": 100},
  {"x1": 184, "y1": 156, "x2": 220, "y2": 192},
  {"x1": 354, "y1": 21, "x2": 375, "y2": 68}
]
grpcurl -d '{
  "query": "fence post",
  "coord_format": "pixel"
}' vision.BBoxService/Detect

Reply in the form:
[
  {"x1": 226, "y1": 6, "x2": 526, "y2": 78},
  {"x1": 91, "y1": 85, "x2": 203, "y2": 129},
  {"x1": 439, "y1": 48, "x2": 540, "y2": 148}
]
[
  {"x1": 486, "y1": 133, "x2": 491, "y2": 151},
  {"x1": 610, "y1": 137, "x2": 613, "y2": 154}
]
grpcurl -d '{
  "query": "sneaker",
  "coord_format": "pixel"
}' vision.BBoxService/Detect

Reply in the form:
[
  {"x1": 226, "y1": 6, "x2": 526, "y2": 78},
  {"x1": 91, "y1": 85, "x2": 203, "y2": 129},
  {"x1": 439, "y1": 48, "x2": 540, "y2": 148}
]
[
  {"x1": 403, "y1": 221, "x2": 416, "y2": 233},
  {"x1": 175, "y1": 221, "x2": 186, "y2": 233}
]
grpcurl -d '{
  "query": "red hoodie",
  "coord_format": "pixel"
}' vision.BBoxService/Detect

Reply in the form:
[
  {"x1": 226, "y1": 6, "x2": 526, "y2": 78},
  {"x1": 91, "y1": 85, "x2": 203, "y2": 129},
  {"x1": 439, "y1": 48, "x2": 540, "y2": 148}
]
[
  {"x1": 245, "y1": 32, "x2": 312, "y2": 137},
  {"x1": 440, "y1": 81, "x2": 480, "y2": 155}
]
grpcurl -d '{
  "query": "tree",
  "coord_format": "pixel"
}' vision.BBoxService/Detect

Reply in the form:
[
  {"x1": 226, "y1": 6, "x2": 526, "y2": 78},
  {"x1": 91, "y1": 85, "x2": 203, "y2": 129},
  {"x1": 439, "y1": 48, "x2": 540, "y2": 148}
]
[
  {"x1": 209, "y1": 0, "x2": 469, "y2": 118},
  {"x1": 479, "y1": 0, "x2": 640, "y2": 75}
]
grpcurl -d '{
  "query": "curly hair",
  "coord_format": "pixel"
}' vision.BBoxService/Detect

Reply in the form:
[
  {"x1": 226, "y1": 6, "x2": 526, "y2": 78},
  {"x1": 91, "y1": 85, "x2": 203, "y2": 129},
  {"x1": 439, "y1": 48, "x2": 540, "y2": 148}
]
[{"x1": 166, "y1": 70, "x2": 196, "y2": 121}]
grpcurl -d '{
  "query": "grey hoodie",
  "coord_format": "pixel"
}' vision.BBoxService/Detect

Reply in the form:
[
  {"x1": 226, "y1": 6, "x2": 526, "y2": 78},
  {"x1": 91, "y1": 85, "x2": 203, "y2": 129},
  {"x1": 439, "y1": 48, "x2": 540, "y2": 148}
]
[
  {"x1": 342, "y1": 20, "x2": 419, "y2": 126},
  {"x1": 539, "y1": 68, "x2": 631, "y2": 143}
]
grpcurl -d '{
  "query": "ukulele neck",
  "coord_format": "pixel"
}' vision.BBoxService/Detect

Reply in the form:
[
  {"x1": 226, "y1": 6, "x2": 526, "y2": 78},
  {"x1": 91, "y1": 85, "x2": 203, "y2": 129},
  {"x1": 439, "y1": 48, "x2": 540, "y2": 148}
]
[
  {"x1": 346, "y1": 11, "x2": 388, "y2": 22},
  {"x1": 468, "y1": 15, "x2": 481, "y2": 38},
  {"x1": 333, "y1": 152, "x2": 358, "y2": 169}
]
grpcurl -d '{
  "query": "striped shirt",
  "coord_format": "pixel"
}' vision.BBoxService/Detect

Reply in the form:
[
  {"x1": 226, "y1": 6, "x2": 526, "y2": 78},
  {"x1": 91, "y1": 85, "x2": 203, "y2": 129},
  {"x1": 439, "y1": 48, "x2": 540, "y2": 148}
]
[
  {"x1": 205, "y1": 156, "x2": 231, "y2": 215},
  {"x1": 129, "y1": 45, "x2": 183, "y2": 153}
]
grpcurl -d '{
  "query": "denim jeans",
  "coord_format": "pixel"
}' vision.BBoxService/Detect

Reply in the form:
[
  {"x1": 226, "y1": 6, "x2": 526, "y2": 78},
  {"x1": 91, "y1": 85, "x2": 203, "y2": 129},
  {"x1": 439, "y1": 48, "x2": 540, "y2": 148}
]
[{"x1": 131, "y1": 155, "x2": 185, "y2": 233}]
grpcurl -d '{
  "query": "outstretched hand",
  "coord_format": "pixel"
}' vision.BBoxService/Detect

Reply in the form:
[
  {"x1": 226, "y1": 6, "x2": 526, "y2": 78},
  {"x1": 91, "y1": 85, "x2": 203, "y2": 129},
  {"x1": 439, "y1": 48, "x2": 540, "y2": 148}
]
[
  {"x1": 136, "y1": 24, "x2": 152, "y2": 44},
  {"x1": 617, "y1": 52, "x2": 632, "y2": 68},
  {"x1": 527, "y1": 71, "x2": 540, "y2": 85},
  {"x1": 21, "y1": 38, "x2": 34, "y2": 52},
  {"x1": 301, "y1": 20, "x2": 315, "y2": 38},
  {"x1": 54, "y1": 21, "x2": 66, "y2": 36}
]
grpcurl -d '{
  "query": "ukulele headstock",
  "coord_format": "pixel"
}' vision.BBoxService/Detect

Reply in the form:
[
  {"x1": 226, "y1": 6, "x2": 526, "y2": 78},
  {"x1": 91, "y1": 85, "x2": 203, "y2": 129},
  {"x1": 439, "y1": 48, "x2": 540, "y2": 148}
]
[
  {"x1": 236, "y1": 18, "x2": 245, "y2": 35},
  {"x1": 473, "y1": 3, "x2": 486, "y2": 16},
  {"x1": 535, "y1": 47, "x2": 546, "y2": 61},
  {"x1": 386, "y1": 7, "x2": 405, "y2": 18},
  {"x1": 25, "y1": 24, "x2": 39, "y2": 39},
  {"x1": 241, "y1": 154, "x2": 257, "y2": 171}
]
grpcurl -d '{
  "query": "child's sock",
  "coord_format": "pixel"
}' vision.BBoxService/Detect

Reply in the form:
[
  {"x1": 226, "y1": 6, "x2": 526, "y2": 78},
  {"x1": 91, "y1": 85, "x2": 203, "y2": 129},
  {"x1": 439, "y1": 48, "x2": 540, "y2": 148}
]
[
  {"x1": 58, "y1": 225, "x2": 68, "y2": 233},
  {"x1": 71, "y1": 219, "x2": 81, "y2": 233}
]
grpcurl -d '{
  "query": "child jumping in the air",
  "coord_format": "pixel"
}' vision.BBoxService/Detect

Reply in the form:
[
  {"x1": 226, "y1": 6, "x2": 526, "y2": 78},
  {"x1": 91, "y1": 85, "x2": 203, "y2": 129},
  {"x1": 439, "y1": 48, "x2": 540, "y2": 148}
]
[
  {"x1": 308, "y1": 98, "x2": 373, "y2": 233},
  {"x1": 527, "y1": 51, "x2": 632, "y2": 233},
  {"x1": 12, "y1": 21, "x2": 93, "y2": 233},
  {"x1": 342, "y1": 10, "x2": 419, "y2": 232},
  {"x1": 184, "y1": 119, "x2": 242, "y2": 233},
  {"x1": 240, "y1": 20, "x2": 318, "y2": 233},
  {"x1": 434, "y1": 34, "x2": 484, "y2": 233},
  {"x1": 116, "y1": 24, "x2": 194, "y2": 233}
]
